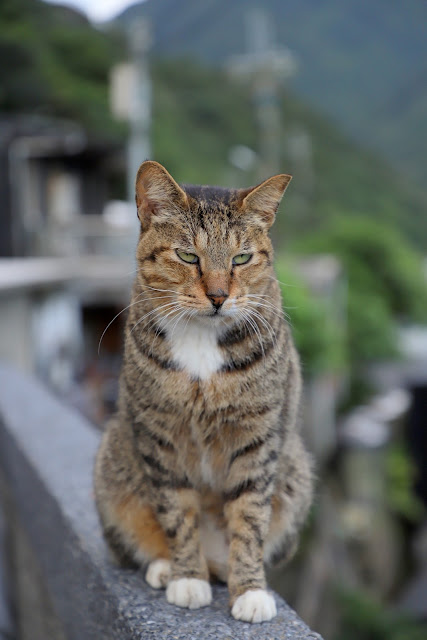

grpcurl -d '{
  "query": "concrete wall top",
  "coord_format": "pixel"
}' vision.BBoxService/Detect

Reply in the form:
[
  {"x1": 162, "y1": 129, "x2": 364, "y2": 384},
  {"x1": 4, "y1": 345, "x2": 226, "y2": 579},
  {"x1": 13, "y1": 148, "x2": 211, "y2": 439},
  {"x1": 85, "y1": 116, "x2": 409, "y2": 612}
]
[{"x1": 0, "y1": 365, "x2": 322, "y2": 640}]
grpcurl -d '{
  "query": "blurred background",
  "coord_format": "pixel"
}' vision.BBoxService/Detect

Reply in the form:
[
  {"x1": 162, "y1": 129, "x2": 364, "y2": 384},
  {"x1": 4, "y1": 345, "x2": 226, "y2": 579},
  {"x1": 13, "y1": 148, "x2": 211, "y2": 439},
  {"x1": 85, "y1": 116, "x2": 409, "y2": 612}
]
[{"x1": 0, "y1": 0, "x2": 427, "y2": 638}]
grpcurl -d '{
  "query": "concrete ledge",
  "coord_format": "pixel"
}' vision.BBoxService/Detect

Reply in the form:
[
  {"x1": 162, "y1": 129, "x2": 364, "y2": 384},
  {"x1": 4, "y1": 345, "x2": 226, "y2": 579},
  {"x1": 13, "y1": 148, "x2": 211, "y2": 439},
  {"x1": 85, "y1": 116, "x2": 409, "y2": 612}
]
[{"x1": 0, "y1": 365, "x2": 322, "y2": 640}]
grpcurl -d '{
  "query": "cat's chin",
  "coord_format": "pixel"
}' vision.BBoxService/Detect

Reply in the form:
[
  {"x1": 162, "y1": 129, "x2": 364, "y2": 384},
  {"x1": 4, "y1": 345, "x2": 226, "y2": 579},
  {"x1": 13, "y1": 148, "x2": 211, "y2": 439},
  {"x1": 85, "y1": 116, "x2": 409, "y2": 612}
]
[
  {"x1": 184, "y1": 310, "x2": 237, "y2": 332},
  {"x1": 192, "y1": 312, "x2": 231, "y2": 326}
]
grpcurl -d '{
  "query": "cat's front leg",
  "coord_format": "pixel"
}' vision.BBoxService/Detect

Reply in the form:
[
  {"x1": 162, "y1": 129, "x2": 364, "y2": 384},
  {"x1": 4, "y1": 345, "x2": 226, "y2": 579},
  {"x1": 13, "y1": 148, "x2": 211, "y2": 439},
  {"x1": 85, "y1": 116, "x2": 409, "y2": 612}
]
[
  {"x1": 224, "y1": 476, "x2": 276, "y2": 623},
  {"x1": 155, "y1": 487, "x2": 212, "y2": 610}
]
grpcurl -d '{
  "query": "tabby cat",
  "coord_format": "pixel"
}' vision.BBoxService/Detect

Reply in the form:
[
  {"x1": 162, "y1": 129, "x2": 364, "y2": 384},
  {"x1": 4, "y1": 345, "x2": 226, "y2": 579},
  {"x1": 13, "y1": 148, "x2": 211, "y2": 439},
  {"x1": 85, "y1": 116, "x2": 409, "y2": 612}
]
[{"x1": 94, "y1": 161, "x2": 313, "y2": 623}]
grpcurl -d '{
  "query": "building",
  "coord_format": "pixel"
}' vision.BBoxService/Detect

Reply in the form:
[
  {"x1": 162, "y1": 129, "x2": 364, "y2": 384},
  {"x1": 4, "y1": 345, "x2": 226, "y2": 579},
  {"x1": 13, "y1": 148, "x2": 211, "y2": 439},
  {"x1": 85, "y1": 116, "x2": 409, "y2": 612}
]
[{"x1": 0, "y1": 114, "x2": 126, "y2": 258}]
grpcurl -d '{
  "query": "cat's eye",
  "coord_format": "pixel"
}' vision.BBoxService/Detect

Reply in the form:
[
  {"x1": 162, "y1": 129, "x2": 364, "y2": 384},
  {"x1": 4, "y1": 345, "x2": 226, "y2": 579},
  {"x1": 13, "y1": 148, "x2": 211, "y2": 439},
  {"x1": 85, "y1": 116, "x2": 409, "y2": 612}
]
[
  {"x1": 176, "y1": 250, "x2": 199, "y2": 264},
  {"x1": 232, "y1": 253, "x2": 252, "y2": 265}
]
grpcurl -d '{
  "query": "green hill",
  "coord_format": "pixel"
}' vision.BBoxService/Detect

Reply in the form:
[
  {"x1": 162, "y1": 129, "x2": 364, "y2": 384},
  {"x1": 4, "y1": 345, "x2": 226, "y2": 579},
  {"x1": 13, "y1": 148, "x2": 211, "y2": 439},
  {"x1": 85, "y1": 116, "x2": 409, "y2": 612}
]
[
  {"x1": 151, "y1": 60, "x2": 427, "y2": 247},
  {"x1": 1, "y1": 0, "x2": 426, "y2": 246},
  {"x1": 0, "y1": 0, "x2": 122, "y2": 136},
  {"x1": 117, "y1": 0, "x2": 427, "y2": 190}
]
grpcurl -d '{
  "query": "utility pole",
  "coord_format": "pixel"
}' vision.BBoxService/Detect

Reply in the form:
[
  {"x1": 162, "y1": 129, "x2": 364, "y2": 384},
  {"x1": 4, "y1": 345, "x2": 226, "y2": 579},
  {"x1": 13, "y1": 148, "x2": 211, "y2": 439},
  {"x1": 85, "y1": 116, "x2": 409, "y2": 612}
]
[
  {"x1": 110, "y1": 19, "x2": 152, "y2": 202},
  {"x1": 127, "y1": 19, "x2": 152, "y2": 202},
  {"x1": 228, "y1": 9, "x2": 297, "y2": 180}
]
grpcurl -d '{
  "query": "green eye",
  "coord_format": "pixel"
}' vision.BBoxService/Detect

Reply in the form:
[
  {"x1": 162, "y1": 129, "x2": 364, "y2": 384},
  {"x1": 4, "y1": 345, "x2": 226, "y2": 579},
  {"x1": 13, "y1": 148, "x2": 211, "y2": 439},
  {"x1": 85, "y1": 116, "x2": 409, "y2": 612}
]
[
  {"x1": 176, "y1": 250, "x2": 199, "y2": 264},
  {"x1": 232, "y1": 253, "x2": 252, "y2": 265}
]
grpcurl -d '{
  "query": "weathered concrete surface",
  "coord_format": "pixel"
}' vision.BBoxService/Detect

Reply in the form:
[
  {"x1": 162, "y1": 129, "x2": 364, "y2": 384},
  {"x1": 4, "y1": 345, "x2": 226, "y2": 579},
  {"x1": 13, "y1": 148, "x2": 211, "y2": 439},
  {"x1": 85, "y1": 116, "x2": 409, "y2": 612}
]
[
  {"x1": 0, "y1": 503, "x2": 15, "y2": 640},
  {"x1": 0, "y1": 365, "x2": 322, "y2": 640}
]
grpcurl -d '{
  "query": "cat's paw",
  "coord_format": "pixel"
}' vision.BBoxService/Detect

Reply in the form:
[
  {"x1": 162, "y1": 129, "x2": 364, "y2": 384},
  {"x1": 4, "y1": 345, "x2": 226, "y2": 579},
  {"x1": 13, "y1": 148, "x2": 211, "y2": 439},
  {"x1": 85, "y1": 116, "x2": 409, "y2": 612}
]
[
  {"x1": 166, "y1": 578, "x2": 212, "y2": 609},
  {"x1": 145, "y1": 559, "x2": 171, "y2": 589},
  {"x1": 231, "y1": 589, "x2": 277, "y2": 623}
]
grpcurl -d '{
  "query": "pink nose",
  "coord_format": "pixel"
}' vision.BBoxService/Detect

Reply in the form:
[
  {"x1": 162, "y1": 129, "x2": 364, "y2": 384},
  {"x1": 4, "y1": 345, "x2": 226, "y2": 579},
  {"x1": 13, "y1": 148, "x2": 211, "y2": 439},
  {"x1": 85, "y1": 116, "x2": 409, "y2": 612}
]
[{"x1": 207, "y1": 292, "x2": 228, "y2": 309}]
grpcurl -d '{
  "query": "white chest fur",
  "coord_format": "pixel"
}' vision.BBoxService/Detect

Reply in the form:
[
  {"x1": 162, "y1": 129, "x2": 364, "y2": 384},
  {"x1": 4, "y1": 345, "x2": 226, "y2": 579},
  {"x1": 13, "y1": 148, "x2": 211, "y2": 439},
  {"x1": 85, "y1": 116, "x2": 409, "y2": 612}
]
[{"x1": 164, "y1": 319, "x2": 224, "y2": 380}]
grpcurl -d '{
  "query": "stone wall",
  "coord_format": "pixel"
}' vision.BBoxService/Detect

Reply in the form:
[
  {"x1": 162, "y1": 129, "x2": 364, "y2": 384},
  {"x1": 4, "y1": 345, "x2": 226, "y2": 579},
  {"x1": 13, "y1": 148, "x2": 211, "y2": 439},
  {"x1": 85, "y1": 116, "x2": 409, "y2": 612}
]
[{"x1": 0, "y1": 365, "x2": 322, "y2": 640}]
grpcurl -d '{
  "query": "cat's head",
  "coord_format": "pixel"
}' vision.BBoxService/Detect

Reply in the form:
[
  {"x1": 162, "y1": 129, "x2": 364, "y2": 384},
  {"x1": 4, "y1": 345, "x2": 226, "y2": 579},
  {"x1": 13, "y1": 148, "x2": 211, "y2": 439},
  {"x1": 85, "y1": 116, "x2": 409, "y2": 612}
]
[{"x1": 134, "y1": 161, "x2": 291, "y2": 328}]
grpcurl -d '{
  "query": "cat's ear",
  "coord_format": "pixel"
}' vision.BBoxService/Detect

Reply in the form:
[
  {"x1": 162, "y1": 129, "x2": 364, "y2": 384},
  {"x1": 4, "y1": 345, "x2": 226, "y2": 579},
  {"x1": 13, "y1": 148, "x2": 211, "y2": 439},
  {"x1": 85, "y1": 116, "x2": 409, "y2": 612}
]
[
  {"x1": 135, "y1": 160, "x2": 188, "y2": 230},
  {"x1": 240, "y1": 174, "x2": 292, "y2": 229}
]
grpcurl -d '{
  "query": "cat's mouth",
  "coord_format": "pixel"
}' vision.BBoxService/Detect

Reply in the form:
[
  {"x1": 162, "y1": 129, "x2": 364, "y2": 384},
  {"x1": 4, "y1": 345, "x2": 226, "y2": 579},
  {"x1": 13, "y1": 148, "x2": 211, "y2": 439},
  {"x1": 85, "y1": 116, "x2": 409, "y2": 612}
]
[
  {"x1": 193, "y1": 306, "x2": 235, "y2": 327},
  {"x1": 210, "y1": 307, "x2": 222, "y2": 317}
]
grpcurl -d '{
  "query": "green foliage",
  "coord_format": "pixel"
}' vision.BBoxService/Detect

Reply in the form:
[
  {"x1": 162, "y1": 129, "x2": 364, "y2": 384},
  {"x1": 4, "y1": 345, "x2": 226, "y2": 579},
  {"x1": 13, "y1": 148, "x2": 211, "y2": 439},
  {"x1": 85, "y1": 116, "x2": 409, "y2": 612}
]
[
  {"x1": 0, "y1": 0, "x2": 123, "y2": 137},
  {"x1": 274, "y1": 261, "x2": 346, "y2": 374},
  {"x1": 151, "y1": 57, "x2": 427, "y2": 249},
  {"x1": 2, "y1": 0, "x2": 427, "y2": 249},
  {"x1": 346, "y1": 290, "x2": 397, "y2": 362},
  {"x1": 335, "y1": 588, "x2": 427, "y2": 640},
  {"x1": 386, "y1": 444, "x2": 426, "y2": 522},
  {"x1": 295, "y1": 217, "x2": 427, "y2": 366},
  {"x1": 277, "y1": 97, "x2": 427, "y2": 248},
  {"x1": 120, "y1": 0, "x2": 427, "y2": 190}
]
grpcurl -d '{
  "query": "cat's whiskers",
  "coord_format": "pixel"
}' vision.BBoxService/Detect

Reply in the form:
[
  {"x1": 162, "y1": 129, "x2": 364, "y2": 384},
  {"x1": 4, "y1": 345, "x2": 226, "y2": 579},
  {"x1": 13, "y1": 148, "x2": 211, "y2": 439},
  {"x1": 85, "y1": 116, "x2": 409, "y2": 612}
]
[
  {"x1": 233, "y1": 308, "x2": 247, "y2": 339},
  {"x1": 239, "y1": 309, "x2": 266, "y2": 364},
  {"x1": 244, "y1": 307, "x2": 277, "y2": 347},
  {"x1": 245, "y1": 300, "x2": 288, "y2": 323},
  {"x1": 244, "y1": 307, "x2": 272, "y2": 345},
  {"x1": 97, "y1": 291, "x2": 151, "y2": 355},
  {"x1": 131, "y1": 301, "x2": 182, "y2": 335},
  {"x1": 234, "y1": 307, "x2": 253, "y2": 341},
  {"x1": 141, "y1": 284, "x2": 201, "y2": 305},
  {"x1": 267, "y1": 274, "x2": 299, "y2": 288},
  {"x1": 146, "y1": 306, "x2": 195, "y2": 358},
  {"x1": 245, "y1": 292, "x2": 281, "y2": 305},
  {"x1": 139, "y1": 284, "x2": 183, "y2": 296},
  {"x1": 152, "y1": 303, "x2": 189, "y2": 332},
  {"x1": 234, "y1": 294, "x2": 284, "y2": 328},
  {"x1": 180, "y1": 308, "x2": 199, "y2": 335},
  {"x1": 245, "y1": 298, "x2": 292, "y2": 324},
  {"x1": 245, "y1": 298, "x2": 284, "y2": 316},
  {"x1": 131, "y1": 286, "x2": 196, "y2": 334},
  {"x1": 246, "y1": 293, "x2": 281, "y2": 306},
  {"x1": 168, "y1": 308, "x2": 192, "y2": 341},
  {"x1": 246, "y1": 313, "x2": 267, "y2": 368},
  {"x1": 247, "y1": 292, "x2": 297, "y2": 314},
  {"x1": 133, "y1": 294, "x2": 178, "y2": 306}
]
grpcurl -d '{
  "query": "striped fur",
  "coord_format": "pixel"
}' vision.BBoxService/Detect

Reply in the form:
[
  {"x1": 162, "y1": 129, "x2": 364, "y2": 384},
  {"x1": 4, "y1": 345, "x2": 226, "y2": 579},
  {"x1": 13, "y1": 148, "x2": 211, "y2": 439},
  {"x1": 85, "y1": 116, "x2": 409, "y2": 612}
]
[{"x1": 94, "y1": 161, "x2": 313, "y2": 622}]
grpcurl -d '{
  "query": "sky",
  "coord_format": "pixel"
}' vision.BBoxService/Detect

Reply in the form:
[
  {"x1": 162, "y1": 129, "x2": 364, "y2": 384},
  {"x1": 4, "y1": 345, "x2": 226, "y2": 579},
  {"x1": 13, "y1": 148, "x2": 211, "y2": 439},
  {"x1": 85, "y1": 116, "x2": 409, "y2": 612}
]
[{"x1": 44, "y1": 0, "x2": 137, "y2": 22}]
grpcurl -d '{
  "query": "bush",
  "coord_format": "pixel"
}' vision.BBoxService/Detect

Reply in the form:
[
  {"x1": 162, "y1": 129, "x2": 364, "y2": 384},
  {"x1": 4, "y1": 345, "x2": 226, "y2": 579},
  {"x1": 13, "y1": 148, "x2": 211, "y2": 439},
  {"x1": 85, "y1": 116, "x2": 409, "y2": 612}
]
[
  {"x1": 274, "y1": 259, "x2": 346, "y2": 375},
  {"x1": 294, "y1": 216, "x2": 427, "y2": 367},
  {"x1": 335, "y1": 588, "x2": 427, "y2": 640}
]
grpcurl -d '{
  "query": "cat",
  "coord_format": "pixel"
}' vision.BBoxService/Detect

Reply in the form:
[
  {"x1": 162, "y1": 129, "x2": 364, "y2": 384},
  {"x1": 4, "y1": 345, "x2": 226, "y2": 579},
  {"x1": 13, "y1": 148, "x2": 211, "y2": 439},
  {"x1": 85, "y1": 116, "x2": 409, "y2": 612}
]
[{"x1": 94, "y1": 160, "x2": 313, "y2": 623}]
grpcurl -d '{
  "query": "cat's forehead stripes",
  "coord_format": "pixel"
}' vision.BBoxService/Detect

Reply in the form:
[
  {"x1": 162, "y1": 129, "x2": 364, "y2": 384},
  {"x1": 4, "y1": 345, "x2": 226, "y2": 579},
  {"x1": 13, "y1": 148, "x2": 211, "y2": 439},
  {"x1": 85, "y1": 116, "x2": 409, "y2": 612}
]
[
  {"x1": 194, "y1": 226, "x2": 240, "y2": 254},
  {"x1": 178, "y1": 185, "x2": 246, "y2": 259},
  {"x1": 182, "y1": 184, "x2": 239, "y2": 206},
  {"x1": 182, "y1": 185, "x2": 244, "y2": 228}
]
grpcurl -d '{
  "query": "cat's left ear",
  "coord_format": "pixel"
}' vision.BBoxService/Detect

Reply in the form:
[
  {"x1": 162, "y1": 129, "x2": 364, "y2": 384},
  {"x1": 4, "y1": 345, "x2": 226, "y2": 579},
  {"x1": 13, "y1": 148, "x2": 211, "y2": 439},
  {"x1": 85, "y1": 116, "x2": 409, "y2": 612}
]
[
  {"x1": 240, "y1": 174, "x2": 292, "y2": 229},
  {"x1": 135, "y1": 160, "x2": 188, "y2": 230}
]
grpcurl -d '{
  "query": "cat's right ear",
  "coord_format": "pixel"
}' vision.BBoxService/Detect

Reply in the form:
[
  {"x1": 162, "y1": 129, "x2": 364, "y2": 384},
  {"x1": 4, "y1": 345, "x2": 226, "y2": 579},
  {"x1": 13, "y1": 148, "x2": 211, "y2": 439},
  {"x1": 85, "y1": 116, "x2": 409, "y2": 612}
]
[
  {"x1": 135, "y1": 161, "x2": 188, "y2": 230},
  {"x1": 239, "y1": 174, "x2": 292, "y2": 230}
]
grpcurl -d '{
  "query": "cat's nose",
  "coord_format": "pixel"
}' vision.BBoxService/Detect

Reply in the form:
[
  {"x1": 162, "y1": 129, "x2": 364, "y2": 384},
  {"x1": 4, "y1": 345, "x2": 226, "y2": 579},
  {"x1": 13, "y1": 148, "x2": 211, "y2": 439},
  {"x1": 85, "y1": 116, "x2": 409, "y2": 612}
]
[{"x1": 207, "y1": 291, "x2": 228, "y2": 309}]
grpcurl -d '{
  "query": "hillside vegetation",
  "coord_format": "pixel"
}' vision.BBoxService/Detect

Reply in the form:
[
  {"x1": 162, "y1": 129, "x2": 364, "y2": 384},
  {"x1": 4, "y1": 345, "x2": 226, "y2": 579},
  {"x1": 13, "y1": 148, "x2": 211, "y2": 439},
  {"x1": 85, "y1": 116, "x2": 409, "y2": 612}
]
[
  {"x1": 0, "y1": 0, "x2": 121, "y2": 136},
  {"x1": 118, "y1": 0, "x2": 427, "y2": 190},
  {"x1": 1, "y1": 0, "x2": 425, "y2": 247},
  {"x1": 152, "y1": 60, "x2": 427, "y2": 248}
]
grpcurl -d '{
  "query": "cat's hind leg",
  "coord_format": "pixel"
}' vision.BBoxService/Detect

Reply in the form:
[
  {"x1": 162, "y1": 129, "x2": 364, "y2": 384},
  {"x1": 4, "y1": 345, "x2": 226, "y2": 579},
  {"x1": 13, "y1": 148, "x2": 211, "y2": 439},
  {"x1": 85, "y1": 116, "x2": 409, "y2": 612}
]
[
  {"x1": 264, "y1": 433, "x2": 313, "y2": 567},
  {"x1": 145, "y1": 558, "x2": 171, "y2": 589},
  {"x1": 100, "y1": 492, "x2": 171, "y2": 579},
  {"x1": 95, "y1": 419, "x2": 172, "y2": 586}
]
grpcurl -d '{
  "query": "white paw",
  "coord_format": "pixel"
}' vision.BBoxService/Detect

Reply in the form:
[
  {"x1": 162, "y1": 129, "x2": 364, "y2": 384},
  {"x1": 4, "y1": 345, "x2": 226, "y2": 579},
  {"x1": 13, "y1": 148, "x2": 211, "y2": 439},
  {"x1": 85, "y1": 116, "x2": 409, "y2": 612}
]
[
  {"x1": 145, "y1": 559, "x2": 171, "y2": 589},
  {"x1": 166, "y1": 578, "x2": 212, "y2": 609},
  {"x1": 231, "y1": 589, "x2": 277, "y2": 623}
]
